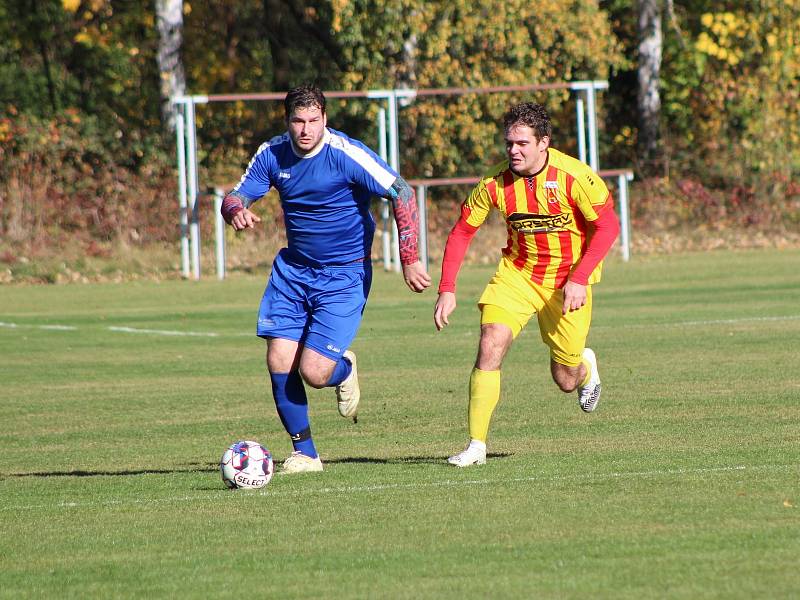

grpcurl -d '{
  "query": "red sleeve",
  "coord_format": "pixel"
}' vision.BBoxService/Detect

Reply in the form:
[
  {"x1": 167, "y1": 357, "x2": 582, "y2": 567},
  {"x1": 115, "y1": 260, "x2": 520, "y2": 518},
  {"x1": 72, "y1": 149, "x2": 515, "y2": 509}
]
[
  {"x1": 438, "y1": 217, "x2": 479, "y2": 293},
  {"x1": 569, "y1": 201, "x2": 621, "y2": 285}
]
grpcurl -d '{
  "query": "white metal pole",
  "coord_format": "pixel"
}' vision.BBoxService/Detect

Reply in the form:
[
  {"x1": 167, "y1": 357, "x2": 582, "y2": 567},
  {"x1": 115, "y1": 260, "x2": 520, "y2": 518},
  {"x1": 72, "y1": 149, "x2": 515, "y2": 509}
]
[
  {"x1": 387, "y1": 92, "x2": 400, "y2": 173},
  {"x1": 586, "y1": 84, "x2": 600, "y2": 171},
  {"x1": 377, "y1": 106, "x2": 391, "y2": 272},
  {"x1": 617, "y1": 173, "x2": 632, "y2": 262},
  {"x1": 388, "y1": 92, "x2": 401, "y2": 272},
  {"x1": 391, "y1": 222, "x2": 400, "y2": 273},
  {"x1": 175, "y1": 110, "x2": 190, "y2": 278},
  {"x1": 213, "y1": 187, "x2": 226, "y2": 279},
  {"x1": 576, "y1": 96, "x2": 587, "y2": 165},
  {"x1": 416, "y1": 185, "x2": 428, "y2": 271},
  {"x1": 185, "y1": 99, "x2": 201, "y2": 279}
]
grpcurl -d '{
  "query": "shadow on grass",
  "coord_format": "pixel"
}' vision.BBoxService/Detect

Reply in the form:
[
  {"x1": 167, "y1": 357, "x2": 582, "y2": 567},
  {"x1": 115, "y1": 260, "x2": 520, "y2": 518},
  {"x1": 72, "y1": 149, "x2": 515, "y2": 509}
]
[
  {"x1": 4, "y1": 464, "x2": 217, "y2": 478},
  {"x1": 323, "y1": 452, "x2": 513, "y2": 465},
  {"x1": 2, "y1": 453, "x2": 514, "y2": 478}
]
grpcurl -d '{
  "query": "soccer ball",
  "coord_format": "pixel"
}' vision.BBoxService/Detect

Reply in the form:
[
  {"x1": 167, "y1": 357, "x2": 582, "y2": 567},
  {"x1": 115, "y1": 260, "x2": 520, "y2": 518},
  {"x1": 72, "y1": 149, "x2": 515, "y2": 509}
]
[{"x1": 220, "y1": 440, "x2": 274, "y2": 489}]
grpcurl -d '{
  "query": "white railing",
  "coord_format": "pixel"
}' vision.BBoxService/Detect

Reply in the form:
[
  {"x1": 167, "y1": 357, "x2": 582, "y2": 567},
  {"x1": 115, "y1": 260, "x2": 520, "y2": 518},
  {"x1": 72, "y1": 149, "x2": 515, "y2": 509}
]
[
  {"x1": 172, "y1": 81, "x2": 609, "y2": 278},
  {"x1": 207, "y1": 169, "x2": 632, "y2": 280}
]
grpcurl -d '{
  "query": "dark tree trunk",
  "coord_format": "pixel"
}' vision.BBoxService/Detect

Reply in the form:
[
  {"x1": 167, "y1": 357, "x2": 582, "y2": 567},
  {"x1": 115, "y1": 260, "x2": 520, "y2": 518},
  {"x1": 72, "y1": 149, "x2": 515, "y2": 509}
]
[{"x1": 263, "y1": 0, "x2": 297, "y2": 90}]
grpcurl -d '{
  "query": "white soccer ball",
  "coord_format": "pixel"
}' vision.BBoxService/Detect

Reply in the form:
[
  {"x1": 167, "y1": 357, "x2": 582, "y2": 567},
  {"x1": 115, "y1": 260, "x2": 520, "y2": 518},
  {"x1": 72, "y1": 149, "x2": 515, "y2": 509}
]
[{"x1": 220, "y1": 440, "x2": 274, "y2": 489}]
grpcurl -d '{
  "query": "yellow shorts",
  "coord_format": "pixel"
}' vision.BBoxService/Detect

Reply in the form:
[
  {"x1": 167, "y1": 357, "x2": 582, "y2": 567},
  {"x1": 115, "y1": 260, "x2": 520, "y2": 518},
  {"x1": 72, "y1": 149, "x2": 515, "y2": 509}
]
[{"x1": 478, "y1": 257, "x2": 592, "y2": 367}]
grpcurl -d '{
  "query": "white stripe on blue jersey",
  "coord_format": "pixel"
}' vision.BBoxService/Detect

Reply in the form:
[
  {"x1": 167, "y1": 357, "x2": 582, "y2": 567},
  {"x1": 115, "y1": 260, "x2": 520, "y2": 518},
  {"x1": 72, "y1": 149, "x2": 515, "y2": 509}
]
[
  {"x1": 230, "y1": 127, "x2": 399, "y2": 265},
  {"x1": 327, "y1": 131, "x2": 396, "y2": 191},
  {"x1": 232, "y1": 134, "x2": 287, "y2": 205}
]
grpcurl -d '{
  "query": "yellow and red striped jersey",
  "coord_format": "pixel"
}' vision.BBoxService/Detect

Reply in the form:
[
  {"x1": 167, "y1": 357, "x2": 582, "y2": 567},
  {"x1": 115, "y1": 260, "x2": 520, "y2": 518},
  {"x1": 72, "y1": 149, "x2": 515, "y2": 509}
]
[{"x1": 461, "y1": 148, "x2": 613, "y2": 288}]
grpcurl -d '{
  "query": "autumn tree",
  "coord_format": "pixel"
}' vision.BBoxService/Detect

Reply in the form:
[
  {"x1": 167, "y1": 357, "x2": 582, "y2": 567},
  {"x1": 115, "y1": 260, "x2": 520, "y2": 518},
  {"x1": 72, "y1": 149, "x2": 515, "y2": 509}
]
[
  {"x1": 660, "y1": 1, "x2": 800, "y2": 186},
  {"x1": 327, "y1": 0, "x2": 624, "y2": 177}
]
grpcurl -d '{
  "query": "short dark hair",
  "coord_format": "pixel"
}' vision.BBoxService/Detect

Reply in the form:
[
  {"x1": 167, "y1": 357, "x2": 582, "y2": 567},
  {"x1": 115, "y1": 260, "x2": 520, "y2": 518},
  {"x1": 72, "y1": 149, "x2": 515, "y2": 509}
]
[
  {"x1": 503, "y1": 102, "x2": 552, "y2": 141},
  {"x1": 284, "y1": 84, "x2": 326, "y2": 118}
]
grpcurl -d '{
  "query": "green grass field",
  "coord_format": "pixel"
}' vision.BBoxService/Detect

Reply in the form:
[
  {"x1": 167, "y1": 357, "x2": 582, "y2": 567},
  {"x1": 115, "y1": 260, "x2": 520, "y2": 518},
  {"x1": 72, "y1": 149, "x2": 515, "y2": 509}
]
[{"x1": 1, "y1": 248, "x2": 798, "y2": 599}]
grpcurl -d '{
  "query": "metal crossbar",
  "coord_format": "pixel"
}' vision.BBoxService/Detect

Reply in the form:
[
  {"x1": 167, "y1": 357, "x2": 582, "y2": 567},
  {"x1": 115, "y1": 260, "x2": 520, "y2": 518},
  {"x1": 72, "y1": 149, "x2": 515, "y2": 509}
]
[{"x1": 173, "y1": 81, "x2": 618, "y2": 279}]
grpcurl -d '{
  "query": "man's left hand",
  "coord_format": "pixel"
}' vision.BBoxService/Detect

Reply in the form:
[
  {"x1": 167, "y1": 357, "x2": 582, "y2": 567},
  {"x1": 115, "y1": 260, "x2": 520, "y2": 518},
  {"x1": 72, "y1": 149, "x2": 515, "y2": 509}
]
[
  {"x1": 402, "y1": 261, "x2": 432, "y2": 293},
  {"x1": 562, "y1": 280, "x2": 587, "y2": 314}
]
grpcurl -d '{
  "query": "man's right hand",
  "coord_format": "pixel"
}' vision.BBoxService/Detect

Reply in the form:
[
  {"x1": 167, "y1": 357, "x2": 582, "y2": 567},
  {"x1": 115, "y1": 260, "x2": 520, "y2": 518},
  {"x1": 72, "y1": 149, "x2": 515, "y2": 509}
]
[
  {"x1": 230, "y1": 207, "x2": 261, "y2": 231},
  {"x1": 434, "y1": 291, "x2": 456, "y2": 331},
  {"x1": 401, "y1": 261, "x2": 432, "y2": 293}
]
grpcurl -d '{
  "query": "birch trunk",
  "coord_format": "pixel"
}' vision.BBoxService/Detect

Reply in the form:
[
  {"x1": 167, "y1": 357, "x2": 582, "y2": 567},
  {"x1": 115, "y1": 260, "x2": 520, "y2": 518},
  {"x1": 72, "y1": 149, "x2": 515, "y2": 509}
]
[
  {"x1": 638, "y1": 0, "x2": 662, "y2": 166},
  {"x1": 155, "y1": 0, "x2": 186, "y2": 133}
]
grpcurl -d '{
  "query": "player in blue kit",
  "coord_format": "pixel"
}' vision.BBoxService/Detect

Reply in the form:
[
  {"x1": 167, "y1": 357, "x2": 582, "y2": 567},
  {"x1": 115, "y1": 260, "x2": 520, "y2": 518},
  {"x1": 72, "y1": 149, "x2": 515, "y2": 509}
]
[{"x1": 221, "y1": 84, "x2": 431, "y2": 474}]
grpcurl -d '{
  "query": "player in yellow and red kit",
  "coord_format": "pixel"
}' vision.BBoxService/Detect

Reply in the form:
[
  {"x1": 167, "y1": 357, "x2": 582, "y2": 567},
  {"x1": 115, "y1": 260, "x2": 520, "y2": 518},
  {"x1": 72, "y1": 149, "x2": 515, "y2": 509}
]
[{"x1": 433, "y1": 102, "x2": 620, "y2": 467}]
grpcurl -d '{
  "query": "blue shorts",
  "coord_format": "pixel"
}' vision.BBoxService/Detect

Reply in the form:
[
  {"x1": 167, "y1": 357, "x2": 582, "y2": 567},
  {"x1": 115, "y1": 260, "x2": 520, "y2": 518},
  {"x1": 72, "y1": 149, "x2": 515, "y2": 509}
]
[{"x1": 256, "y1": 249, "x2": 372, "y2": 361}]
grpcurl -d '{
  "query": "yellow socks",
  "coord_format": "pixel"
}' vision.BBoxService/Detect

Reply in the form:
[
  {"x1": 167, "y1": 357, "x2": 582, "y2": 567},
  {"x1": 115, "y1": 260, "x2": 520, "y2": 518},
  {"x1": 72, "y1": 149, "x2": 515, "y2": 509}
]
[
  {"x1": 580, "y1": 357, "x2": 592, "y2": 387},
  {"x1": 468, "y1": 368, "x2": 501, "y2": 443}
]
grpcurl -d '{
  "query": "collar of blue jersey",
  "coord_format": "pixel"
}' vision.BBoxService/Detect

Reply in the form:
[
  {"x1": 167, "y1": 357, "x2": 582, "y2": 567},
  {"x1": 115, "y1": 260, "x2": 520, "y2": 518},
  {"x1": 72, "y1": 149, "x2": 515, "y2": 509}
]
[{"x1": 289, "y1": 128, "x2": 331, "y2": 160}]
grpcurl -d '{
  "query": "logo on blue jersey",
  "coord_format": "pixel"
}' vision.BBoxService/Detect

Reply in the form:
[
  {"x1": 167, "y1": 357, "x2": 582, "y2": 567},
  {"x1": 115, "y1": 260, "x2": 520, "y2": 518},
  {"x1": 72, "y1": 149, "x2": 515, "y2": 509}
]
[{"x1": 278, "y1": 171, "x2": 291, "y2": 179}]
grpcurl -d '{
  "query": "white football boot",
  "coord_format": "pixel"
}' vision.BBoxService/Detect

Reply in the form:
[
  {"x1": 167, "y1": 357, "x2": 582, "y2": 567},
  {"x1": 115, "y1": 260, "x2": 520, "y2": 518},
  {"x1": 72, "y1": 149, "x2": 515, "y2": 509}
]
[
  {"x1": 577, "y1": 347, "x2": 602, "y2": 413},
  {"x1": 336, "y1": 350, "x2": 360, "y2": 422},
  {"x1": 280, "y1": 451, "x2": 323, "y2": 474},
  {"x1": 447, "y1": 440, "x2": 487, "y2": 467}
]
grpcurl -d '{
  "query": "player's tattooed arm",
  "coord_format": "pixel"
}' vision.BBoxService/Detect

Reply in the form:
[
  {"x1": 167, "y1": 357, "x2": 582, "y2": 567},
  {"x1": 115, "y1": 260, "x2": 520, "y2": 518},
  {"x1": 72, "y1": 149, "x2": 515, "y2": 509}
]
[
  {"x1": 386, "y1": 176, "x2": 419, "y2": 265},
  {"x1": 221, "y1": 190, "x2": 250, "y2": 224},
  {"x1": 221, "y1": 191, "x2": 260, "y2": 230}
]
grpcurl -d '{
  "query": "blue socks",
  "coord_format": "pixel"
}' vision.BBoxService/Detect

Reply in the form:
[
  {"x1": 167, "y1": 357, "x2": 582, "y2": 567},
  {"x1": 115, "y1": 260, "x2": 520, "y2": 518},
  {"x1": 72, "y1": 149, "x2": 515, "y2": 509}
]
[
  {"x1": 270, "y1": 371, "x2": 317, "y2": 458},
  {"x1": 326, "y1": 355, "x2": 353, "y2": 387},
  {"x1": 270, "y1": 358, "x2": 352, "y2": 458}
]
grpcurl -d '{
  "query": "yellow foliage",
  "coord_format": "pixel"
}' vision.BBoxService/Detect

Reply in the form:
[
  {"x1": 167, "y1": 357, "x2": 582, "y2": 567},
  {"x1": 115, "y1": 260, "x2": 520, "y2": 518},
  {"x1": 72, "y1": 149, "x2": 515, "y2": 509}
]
[
  {"x1": 62, "y1": 0, "x2": 81, "y2": 13},
  {"x1": 696, "y1": 13, "x2": 749, "y2": 66},
  {"x1": 74, "y1": 31, "x2": 92, "y2": 46},
  {"x1": 0, "y1": 119, "x2": 11, "y2": 143},
  {"x1": 687, "y1": 6, "x2": 800, "y2": 182}
]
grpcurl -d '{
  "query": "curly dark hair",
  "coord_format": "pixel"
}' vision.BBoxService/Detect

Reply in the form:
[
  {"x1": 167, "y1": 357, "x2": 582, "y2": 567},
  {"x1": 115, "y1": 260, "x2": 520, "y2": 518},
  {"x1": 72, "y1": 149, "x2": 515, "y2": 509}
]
[
  {"x1": 284, "y1": 84, "x2": 326, "y2": 118},
  {"x1": 503, "y1": 102, "x2": 552, "y2": 141}
]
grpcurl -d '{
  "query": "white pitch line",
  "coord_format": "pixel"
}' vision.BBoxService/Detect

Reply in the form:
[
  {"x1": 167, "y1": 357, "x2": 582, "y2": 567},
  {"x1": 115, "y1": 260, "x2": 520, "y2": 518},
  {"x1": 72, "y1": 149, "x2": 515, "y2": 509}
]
[
  {"x1": 107, "y1": 326, "x2": 220, "y2": 337},
  {"x1": 299, "y1": 463, "x2": 759, "y2": 496},
  {"x1": 0, "y1": 321, "x2": 79, "y2": 331},
  {"x1": 1, "y1": 463, "x2": 793, "y2": 513},
  {"x1": 0, "y1": 321, "x2": 240, "y2": 337},
  {"x1": 1, "y1": 314, "x2": 798, "y2": 339},
  {"x1": 596, "y1": 314, "x2": 800, "y2": 331},
  {"x1": 671, "y1": 315, "x2": 800, "y2": 326}
]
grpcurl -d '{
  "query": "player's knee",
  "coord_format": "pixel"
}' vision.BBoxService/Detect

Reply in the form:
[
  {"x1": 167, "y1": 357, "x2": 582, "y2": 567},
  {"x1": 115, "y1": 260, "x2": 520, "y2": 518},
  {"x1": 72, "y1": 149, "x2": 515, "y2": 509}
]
[
  {"x1": 475, "y1": 323, "x2": 514, "y2": 370},
  {"x1": 300, "y1": 369, "x2": 328, "y2": 390},
  {"x1": 298, "y1": 366, "x2": 328, "y2": 389},
  {"x1": 553, "y1": 376, "x2": 576, "y2": 393},
  {"x1": 550, "y1": 361, "x2": 581, "y2": 392}
]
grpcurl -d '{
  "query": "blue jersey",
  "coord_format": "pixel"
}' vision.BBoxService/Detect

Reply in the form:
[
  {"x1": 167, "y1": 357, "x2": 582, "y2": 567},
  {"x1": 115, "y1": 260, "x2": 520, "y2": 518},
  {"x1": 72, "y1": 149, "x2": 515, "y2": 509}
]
[{"x1": 233, "y1": 128, "x2": 398, "y2": 266}]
